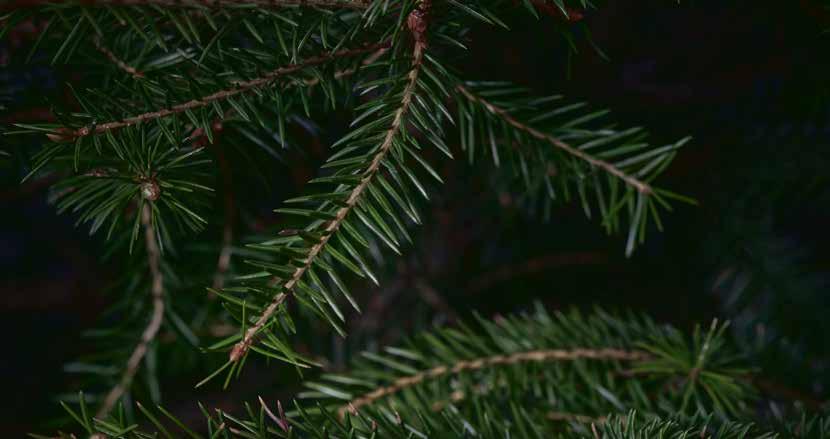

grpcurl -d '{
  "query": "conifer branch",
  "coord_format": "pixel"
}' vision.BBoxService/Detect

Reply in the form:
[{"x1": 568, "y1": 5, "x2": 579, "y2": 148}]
[
  {"x1": 51, "y1": 43, "x2": 387, "y2": 142},
  {"x1": 301, "y1": 45, "x2": 388, "y2": 87},
  {"x1": 229, "y1": 2, "x2": 431, "y2": 363},
  {"x1": 95, "y1": 203, "x2": 164, "y2": 419},
  {"x1": 338, "y1": 348, "x2": 650, "y2": 417},
  {"x1": 93, "y1": 37, "x2": 144, "y2": 79},
  {"x1": 456, "y1": 84, "x2": 654, "y2": 195}
]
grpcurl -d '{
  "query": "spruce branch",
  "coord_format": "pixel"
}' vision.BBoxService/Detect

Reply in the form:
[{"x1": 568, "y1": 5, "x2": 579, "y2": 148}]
[
  {"x1": 95, "y1": 203, "x2": 165, "y2": 419},
  {"x1": 456, "y1": 84, "x2": 653, "y2": 195},
  {"x1": 229, "y1": 1, "x2": 431, "y2": 363},
  {"x1": 49, "y1": 43, "x2": 388, "y2": 142},
  {"x1": 339, "y1": 348, "x2": 650, "y2": 417}
]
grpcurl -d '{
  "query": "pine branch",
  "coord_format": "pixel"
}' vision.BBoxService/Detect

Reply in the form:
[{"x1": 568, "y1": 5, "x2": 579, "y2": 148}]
[
  {"x1": 229, "y1": 2, "x2": 431, "y2": 363},
  {"x1": 299, "y1": 306, "x2": 752, "y2": 427},
  {"x1": 48, "y1": 43, "x2": 388, "y2": 142},
  {"x1": 456, "y1": 84, "x2": 653, "y2": 195},
  {"x1": 51, "y1": 309, "x2": 765, "y2": 438},
  {"x1": 455, "y1": 81, "x2": 691, "y2": 254},
  {"x1": 95, "y1": 203, "x2": 165, "y2": 419},
  {"x1": 340, "y1": 348, "x2": 650, "y2": 417}
]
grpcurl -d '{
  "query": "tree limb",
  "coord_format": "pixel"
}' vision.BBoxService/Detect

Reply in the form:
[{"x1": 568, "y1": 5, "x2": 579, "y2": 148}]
[
  {"x1": 339, "y1": 348, "x2": 650, "y2": 418},
  {"x1": 229, "y1": 3, "x2": 430, "y2": 363},
  {"x1": 455, "y1": 84, "x2": 654, "y2": 195},
  {"x1": 48, "y1": 43, "x2": 388, "y2": 142},
  {"x1": 95, "y1": 203, "x2": 165, "y2": 419}
]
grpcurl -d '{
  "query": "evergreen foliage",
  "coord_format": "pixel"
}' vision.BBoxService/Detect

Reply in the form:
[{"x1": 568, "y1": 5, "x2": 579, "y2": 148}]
[{"x1": 1, "y1": 0, "x2": 827, "y2": 437}]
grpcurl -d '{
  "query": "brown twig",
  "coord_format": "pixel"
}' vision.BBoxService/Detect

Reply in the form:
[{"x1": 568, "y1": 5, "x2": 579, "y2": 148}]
[
  {"x1": 229, "y1": 2, "x2": 430, "y2": 363},
  {"x1": 455, "y1": 84, "x2": 654, "y2": 195},
  {"x1": 95, "y1": 204, "x2": 165, "y2": 419},
  {"x1": 1, "y1": 0, "x2": 370, "y2": 11},
  {"x1": 93, "y1": 37, "x2": 144, "y2": 78},
  {"x1": 47, "y1": 43, "x2": 387, "y2": 142},
  {"x1": 212, "y1": 140, "x2": 235, "y2": 291},
  {"x1": 338, "y1": 348, "x2": 650, "y2": 418}
]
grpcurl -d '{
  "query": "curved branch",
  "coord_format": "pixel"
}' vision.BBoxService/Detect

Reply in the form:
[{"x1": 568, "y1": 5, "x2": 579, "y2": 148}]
[
  {"x1": 455, "y1": 84, "x2": 653, "y2": 195},
  {"x1": 95, "y1": 204, "x2": 164, "y2": 419},
  {"x1": 339, "y1": 348, "x2": 650, "y2": 417},
  {"x1": 51, "y1": 43, "x2": 387, "y2": 141},
  {"x1": 229, "y1": 6, "x2": 430, "y2": 363}
]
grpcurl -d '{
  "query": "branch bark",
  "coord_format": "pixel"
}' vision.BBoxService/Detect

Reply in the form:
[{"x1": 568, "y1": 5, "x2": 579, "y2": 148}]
[
  {"x1": 95, "y1": 204, "x2": 165, "y2": 419},
  {"x1": 48, "y1": 43, "x2": 387, "y2": 141},
  {"x1": 229, "y1": 2, "x2": 430, "y2": 363},
  {"x1": 339, "y1": 348, "x2": 650, "y2": 418}
]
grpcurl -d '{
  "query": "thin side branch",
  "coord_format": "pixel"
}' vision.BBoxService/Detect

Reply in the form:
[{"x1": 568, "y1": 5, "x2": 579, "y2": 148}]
[
  {"x1": 95, "y1": 204, "x2": 164, "y2": 419},
  {"x1": 52, "y1": 43, "x2": 387, "y2": 141},
  {"x1": 229, "y1": 5, "x2": 430, "y2": 363},
  {"x1": 339, "y1": 348, "x2": 650, "y2": 418},
  {"x1": 212, "y1": 140, "x2": 234, "y2": 291},
  {"x1": 93, "y1": 37, "x2": 144, "y2": 78},
  {"x1": 456, "y1": 84, "x2": 654, "y2": 195}
]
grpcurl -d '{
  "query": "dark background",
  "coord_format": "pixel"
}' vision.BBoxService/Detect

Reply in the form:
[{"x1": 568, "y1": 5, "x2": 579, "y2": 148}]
[{"x1": 2, "y1": 0, "x2": 829, "y2": 434}]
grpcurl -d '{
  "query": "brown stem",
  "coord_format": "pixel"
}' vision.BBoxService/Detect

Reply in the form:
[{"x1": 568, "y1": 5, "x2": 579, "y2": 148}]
[
  {"x1": 229, "y1": 4, "x2": 430, "y2": 363},
  {"x1": 212, "y1": 141, "x2": 234, "y2": 291},
  {"x1": 51, "y1": 43, "x2": 387, "y2": 141},
  {"x1": 455, "y1": 84, "x2": 653, "y2": 195},
  {"x1": 2, "y1": 0, "x2": 369, "y2": 11},
  {"x1": 95, "y1": 204, "x2": 164, "y2": 419},
  {"x1": 93, "y1": 37, "x2": 144, "y2": 78},
  {"x1": 339, "y1": 348, "x2": 650, "y2": 418}
]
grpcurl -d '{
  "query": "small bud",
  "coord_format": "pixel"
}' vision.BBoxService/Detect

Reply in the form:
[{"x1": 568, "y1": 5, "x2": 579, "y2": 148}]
[
  {"x1": 140, "y1": 180, "x2": 161, "y2": 201},
  {"x1": 46, "y1": 127, "x2": 77, "y2": 143},
  {"x1": 407, "y1": 0, "x2": 431, "y2": 44}
]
